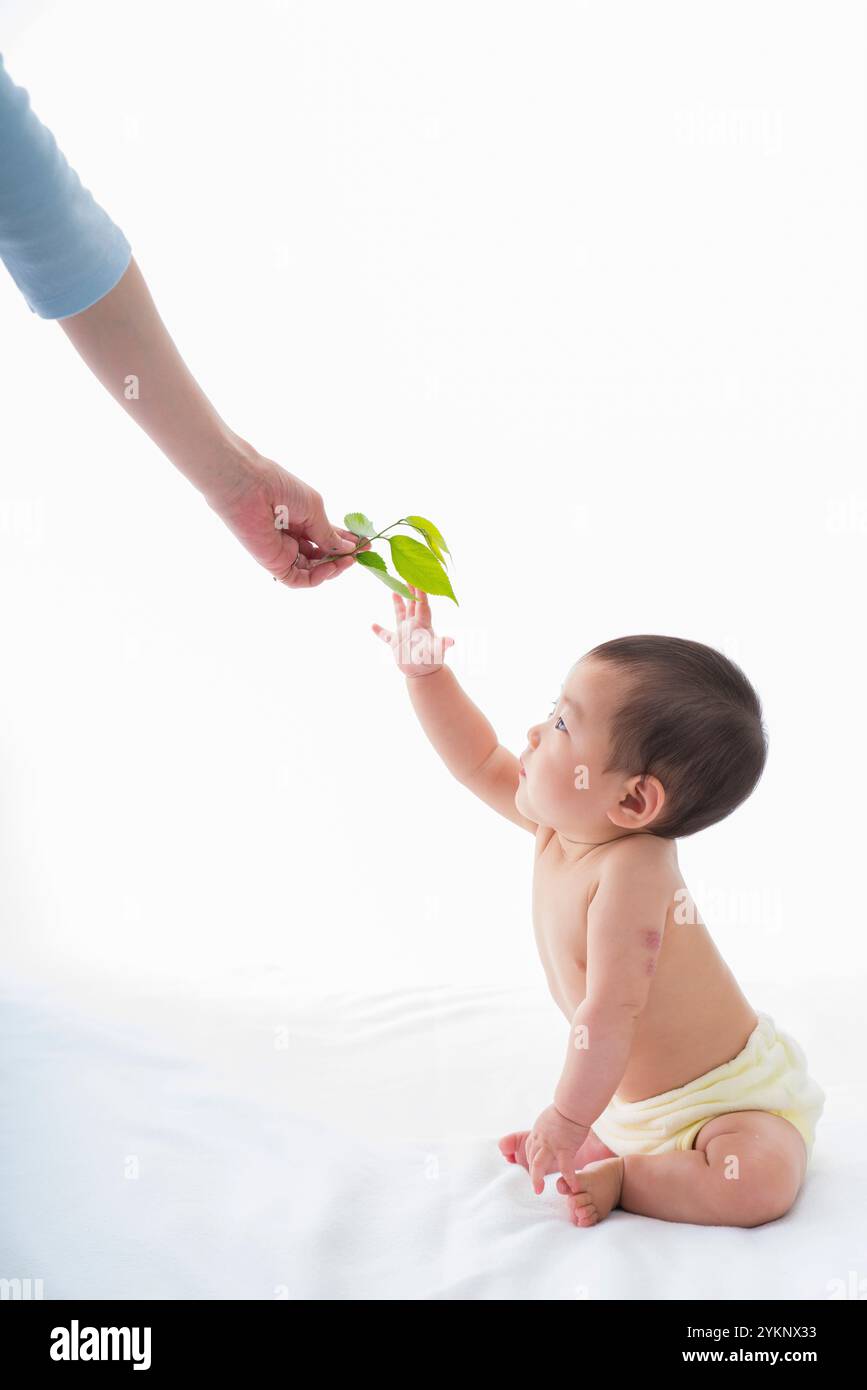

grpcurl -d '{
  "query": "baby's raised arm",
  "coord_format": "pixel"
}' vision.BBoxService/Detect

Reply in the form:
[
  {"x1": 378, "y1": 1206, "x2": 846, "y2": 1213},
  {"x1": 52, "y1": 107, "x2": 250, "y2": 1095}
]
[{"x1": 372, "y1": 586, "x2": 537, "y2": 833}]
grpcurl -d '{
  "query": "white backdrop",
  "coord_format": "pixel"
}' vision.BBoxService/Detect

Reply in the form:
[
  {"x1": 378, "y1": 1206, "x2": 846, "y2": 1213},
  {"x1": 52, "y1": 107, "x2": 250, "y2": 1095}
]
[{"x1": 1, "y1": 0, "x2": 865, "y2": 1006}]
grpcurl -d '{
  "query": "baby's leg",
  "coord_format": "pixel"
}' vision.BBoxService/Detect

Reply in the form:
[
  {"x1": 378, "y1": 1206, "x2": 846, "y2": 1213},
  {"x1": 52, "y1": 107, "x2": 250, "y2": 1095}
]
[
  {"x1": 558, "y1": 1111, "x2": 808, "y2": 1228},
  {"x1": 575, "y1": 1129, "x2": 621, "y2": 1165}
]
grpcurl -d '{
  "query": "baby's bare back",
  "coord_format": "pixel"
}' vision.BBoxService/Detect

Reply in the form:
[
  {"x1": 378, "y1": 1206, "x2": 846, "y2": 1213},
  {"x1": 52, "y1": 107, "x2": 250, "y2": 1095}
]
[{"x1": 532, "y1": 828, "x2": 758, "y2": 1102}]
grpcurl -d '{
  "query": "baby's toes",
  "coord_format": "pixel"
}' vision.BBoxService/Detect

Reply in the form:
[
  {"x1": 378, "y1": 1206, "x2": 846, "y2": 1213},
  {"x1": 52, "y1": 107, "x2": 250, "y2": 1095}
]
[{"x1": 568, "y1": 1194, "x2": 599, "y2": 1227}]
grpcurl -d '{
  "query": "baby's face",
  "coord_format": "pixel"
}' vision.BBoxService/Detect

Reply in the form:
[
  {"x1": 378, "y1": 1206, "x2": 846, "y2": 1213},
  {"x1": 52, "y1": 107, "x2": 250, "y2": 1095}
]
[{"x1": 515, "y1": 657, "x2": 634, "y2": 838}]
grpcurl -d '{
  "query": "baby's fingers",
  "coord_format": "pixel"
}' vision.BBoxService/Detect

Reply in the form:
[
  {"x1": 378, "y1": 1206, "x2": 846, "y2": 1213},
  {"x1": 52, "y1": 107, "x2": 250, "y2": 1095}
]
[
  {"x1": 371, "y1": 623, "x2": 393, "y2": 646},
  {"x1": 556, "y1": 1153, "x2": 581, "y2": 1195},
  {"x1": 528, "y1": 1144, "x2": 549, "y2": 1195},
  {"x1": 411, "y1": 585, "x2": 431, "y2": 623}
]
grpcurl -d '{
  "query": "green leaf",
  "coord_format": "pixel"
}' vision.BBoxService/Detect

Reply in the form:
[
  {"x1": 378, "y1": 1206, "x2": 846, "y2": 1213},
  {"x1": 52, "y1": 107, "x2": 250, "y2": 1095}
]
[
  {"x1": 405, "y1": 515, "x2": 451, "y2": 569},
  {"x1": 388, "y1": 535, "x2": 458, "y2": 605},
  {"x1": 355, "y1": 549, "x2": 415, "y2": 599},
  {"x1": 344, "y1": 512, "x2": 377, "y2": 539},
  {"x1": 355, "y1": 549, "x2": 387, "y2": 571}
]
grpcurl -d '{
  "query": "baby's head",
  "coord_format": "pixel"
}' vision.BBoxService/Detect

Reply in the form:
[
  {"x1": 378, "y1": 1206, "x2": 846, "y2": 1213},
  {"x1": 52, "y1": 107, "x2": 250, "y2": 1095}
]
[{"x1": 516, "y1": 635, "x2": 768, "y2": 843}]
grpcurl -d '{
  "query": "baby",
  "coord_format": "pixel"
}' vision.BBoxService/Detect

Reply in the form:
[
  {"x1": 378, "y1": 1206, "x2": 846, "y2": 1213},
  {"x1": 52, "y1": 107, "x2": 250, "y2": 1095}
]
[{"x1": 372, "y1": 587, "x2": 825, "y2": 1228}]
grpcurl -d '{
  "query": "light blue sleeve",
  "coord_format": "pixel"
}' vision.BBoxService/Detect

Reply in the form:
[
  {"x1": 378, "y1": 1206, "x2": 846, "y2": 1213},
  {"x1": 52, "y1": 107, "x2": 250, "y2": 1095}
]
[{"x1": 0, "y1": 52, "x2": 131, "y2": 319}]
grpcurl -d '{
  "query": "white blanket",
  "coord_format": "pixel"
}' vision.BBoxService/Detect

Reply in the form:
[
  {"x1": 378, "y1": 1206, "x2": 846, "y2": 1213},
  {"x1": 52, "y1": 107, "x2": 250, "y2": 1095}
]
[{"x1": 1, "y1": 966, "x2": 858, "y2": 1300}]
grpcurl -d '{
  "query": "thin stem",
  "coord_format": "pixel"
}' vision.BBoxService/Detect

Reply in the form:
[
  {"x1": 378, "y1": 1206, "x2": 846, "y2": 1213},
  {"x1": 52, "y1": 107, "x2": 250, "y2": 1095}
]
[{"x1": 307, "y1": 517, "x2": 409, "y2": 566}]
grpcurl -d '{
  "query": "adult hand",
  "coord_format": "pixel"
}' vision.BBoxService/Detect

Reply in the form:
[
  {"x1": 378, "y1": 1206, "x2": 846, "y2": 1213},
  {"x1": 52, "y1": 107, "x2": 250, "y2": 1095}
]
[
  {"x1": 56, "y1": 258, "x2": 369, "y2": 589},
  {"x1": 204, "y1": 436, "x2": 368, "y2": 588}
]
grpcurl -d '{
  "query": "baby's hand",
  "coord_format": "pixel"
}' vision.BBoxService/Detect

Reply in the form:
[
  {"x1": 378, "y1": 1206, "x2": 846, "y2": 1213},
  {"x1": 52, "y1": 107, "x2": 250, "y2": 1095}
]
[
  {"x1": 523, "y1": 1105, "x2": 590, "y2": 1196},
  {"x1": 499, "y1": 1130, "x2": 562, "y2": 1178},
  {"x1": 371, "y1": 585, "x2": 454, "y2": 678}
]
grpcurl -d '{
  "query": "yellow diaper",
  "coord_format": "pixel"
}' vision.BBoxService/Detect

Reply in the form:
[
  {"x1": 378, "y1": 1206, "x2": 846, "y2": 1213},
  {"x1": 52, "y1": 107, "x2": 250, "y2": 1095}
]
[{"x1": 592, "y1": 1012, "x2": 826, "y2": 1164}]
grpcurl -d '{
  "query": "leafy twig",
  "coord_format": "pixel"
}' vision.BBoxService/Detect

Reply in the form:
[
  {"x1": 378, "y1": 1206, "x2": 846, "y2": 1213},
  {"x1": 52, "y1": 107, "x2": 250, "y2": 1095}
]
[{"x1": 313, "y1": 512, "x2": 457, "y2": 605}]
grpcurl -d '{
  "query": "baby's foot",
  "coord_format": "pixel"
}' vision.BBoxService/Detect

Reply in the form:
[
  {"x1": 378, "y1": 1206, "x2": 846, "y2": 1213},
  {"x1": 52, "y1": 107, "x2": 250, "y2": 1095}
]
[{"x1": 565, "y1": 1156, "x2": 625, "y2": 1227}]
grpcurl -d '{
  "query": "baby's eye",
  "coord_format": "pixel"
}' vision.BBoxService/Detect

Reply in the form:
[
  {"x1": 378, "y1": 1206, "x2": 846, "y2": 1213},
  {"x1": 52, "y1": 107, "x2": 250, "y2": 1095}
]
[{"x1": 548, "y1": 699, "x2": 567, "y2": 731}]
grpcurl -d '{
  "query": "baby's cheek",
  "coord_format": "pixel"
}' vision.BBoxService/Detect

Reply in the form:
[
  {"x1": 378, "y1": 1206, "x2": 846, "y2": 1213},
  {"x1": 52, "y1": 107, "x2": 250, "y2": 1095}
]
[{"x1": 571, "y1": 761, "x2": 590, "y2": 791}]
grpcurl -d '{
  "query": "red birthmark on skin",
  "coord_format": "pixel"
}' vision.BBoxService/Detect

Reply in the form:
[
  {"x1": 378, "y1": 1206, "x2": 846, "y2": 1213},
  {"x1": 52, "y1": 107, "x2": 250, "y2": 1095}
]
[{"x1": 643, "y1": 928, "x2": 662, "y2": 974}]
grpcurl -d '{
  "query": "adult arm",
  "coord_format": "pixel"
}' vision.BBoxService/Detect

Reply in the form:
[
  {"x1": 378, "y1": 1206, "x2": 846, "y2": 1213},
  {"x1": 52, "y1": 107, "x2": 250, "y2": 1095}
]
[
  {"x1": 0, "y1": 53, "x2": 358, "y2": 586},
  {"x1": 57, "y1": 256, "x2": 360, "y2": 585}
]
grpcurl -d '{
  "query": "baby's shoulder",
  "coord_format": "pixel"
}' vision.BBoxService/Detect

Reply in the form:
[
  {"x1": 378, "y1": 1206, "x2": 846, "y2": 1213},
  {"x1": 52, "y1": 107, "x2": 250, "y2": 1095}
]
[
  {"x1": 613, "y1": 831, "x2": 673, "y2": 860},
  {"x1": 599, "y1": 832, "x2": 680, "y2": 890}
]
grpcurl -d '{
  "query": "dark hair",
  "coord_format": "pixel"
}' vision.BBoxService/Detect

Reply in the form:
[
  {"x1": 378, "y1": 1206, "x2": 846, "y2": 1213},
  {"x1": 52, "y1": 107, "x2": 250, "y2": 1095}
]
[{"x1": 583, "y1": 635, "x2": 768, "y2": 839}]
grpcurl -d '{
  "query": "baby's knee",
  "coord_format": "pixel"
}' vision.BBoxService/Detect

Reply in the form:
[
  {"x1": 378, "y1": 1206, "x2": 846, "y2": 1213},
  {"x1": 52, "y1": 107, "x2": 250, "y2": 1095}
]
[{"x1": 706, "y1": 1135, "x2": 803, "y2": 1226}]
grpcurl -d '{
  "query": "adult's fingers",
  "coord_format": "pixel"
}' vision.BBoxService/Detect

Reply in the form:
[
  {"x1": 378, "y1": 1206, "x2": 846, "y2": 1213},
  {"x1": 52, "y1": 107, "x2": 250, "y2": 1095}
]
[
  {"x1": 302, "y1": 493, "x2": 358, "y2": 556},
  {"x1": 280, "y1": 530, "x2": 370, "y2": 587},
  {"x1": 274, "y1": 550, "x2": 356, "y2": 588},
  {"x1": 306, "y1": 529, "x2": 371, "y2": 568}
]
